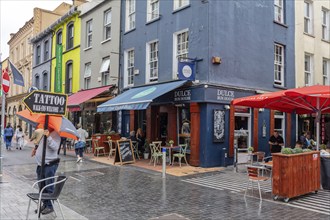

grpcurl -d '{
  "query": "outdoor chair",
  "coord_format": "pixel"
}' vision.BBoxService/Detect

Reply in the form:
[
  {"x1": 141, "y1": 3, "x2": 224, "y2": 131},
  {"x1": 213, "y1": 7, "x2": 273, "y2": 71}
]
[
  {"x1": 26, "y1": 175, "x2": 67, "y2": 220},
  {"x1": 93, "y1": 138, "x2": 105, "y2": 157},
  {"x1": 252, "y1": 151, "x2": 266, "y2": 165},
  {"x1": 131, "y1": 141, "x2": 140, "y2": 160},
  {"x1": 172, "y1": 144, "x2": 189, "y2": 167},
  {"x1": 149, "y1": 143, "x2": 162, "y2": 166},
  {"x1": 107, "y1": 140, "x2": 116, "y2": 159},
  {"x1": 244, "y1": 165, "x2": 270, "y2": 200}
]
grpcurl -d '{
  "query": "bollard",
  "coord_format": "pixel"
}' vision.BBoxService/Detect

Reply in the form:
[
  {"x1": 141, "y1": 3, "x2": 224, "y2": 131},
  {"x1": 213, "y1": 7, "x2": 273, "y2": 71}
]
[
  {"x1": 222, "y1": 148, "x2": 227, "y2": 167},
  {"x1": 162, "y1": 147, "x2": 166, "y2": 178}
]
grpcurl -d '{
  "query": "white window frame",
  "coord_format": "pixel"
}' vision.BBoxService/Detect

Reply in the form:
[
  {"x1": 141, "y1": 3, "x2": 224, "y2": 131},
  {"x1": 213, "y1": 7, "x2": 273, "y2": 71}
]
[
  {"x1": 36, "y1": 45, "x2": 41, "y2": 65},
  {"x1": 173, "y1": 29, "x2": 189, "y2": 79},
  {"x1": 147, "y1": 0, "x2": 159, "y2": 22},
  {"x1": 304, "y1": 53, "x2": 313, "y2": 86},
  {"x1": 173, "y1": 0, "x2": 189, "y2": 11},
  {"x1": 86, "y1": 20, "x2": 93, "y2": 48},
  {"x1": 146, "y1": 40, "x2": 159, "y2": 83},
  {"x1": 322, "y1": 8, "x2": 330, "y2": 41},
  {"x1": 274, "y1": 44, "x2": 284, "y2": 86},
  {"x1": 323, "y1": 58, "x2": 330, "y2": 85},
  {"x1": 274, "y1": 0, "x2": 284, "y2": 23},
  {"x1": 125, "y1": 0, "x2": 136, "y2": 31},
  {"x1": 104, "y1": 9, "x2": 112, "y2": 40},
  {"x1": 304, "y1": 1, "x2": 313, "y2": 34},
  {"x1": 274, "y1": 111, "x2": 285, "y2": 142},
  {"x1": 44, "y1": 40, "x2": 49, "y2": 61},
  {"x1": 100, "y1": 57, "x2": 110, "y2": 86},
  {"x1": 124, "y1": 48, "x2": 135, "y2": 87},
  {"x1": 234, "y1": 107, "x2": 252, "y2": 150},
  {"x1": 84, "y1": 62, "x2": 91, "y2": 78},
  {"x1": 84, "y1": 77, "x2": 91, "y2": 89}
]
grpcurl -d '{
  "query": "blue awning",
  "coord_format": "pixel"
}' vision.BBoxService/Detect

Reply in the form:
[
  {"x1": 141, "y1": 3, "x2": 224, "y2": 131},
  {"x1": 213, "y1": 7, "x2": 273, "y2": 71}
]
[{"x1": 97, "y1": 80, "x2": 187, "y2": 112}]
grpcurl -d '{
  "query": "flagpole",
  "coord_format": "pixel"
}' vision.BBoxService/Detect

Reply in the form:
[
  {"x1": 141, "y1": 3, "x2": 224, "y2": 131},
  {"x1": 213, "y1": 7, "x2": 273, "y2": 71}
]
[{"x1": 0, "y1": 52, "x2": 4, "y2": 183}]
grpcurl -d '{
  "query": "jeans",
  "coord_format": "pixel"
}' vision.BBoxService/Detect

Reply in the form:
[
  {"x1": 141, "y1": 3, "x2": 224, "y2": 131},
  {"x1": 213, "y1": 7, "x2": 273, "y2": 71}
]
[
  {"x1": 4, "y1": 136, "x2": 12, "y2": 149},
  {"x1": 75, "y1": 147, "x2": 84, "y2": 157},
  {"x1": 36, "y1": 163, "x2": 59, "y2": 209}
]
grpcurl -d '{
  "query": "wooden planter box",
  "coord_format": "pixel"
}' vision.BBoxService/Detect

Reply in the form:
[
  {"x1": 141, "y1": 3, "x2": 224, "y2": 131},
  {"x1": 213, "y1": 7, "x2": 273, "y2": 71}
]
[{"x1": 272, "y1": 151, "x2": 320, "y2": 202}]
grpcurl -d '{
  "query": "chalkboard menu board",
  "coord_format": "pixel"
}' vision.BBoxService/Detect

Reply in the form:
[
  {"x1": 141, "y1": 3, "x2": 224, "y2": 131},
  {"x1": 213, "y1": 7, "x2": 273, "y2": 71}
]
[{"x1": 114, "y1": 140, "x2": 135, "y2": 165}]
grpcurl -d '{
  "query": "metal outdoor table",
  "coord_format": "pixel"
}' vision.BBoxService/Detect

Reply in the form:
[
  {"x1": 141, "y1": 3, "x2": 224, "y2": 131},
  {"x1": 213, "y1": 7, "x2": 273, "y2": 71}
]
[{"x1": 161, "y1": 145, "x2": 180, "y2": 165}]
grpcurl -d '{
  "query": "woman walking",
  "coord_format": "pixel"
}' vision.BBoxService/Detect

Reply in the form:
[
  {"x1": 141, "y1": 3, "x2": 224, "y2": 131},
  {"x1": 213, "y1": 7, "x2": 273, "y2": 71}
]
[
  {"x1": 75, "y1": 124, "x2": 89, "y2": 163},
  {"x1": 4, "y1": 123, "x2": 14, "y2": 150},
  {"x1": 15, "y1": 126, "x2": 25, "y2": 150}
]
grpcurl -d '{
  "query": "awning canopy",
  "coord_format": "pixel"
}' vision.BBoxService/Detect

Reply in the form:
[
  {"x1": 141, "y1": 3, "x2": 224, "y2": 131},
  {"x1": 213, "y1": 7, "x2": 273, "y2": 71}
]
[
  {"x1": 97, "y1": 80, "x2": 187, "y2": 112},
  {"x1": 68, "y1": 85, "x2": 112, "y2": 111}
]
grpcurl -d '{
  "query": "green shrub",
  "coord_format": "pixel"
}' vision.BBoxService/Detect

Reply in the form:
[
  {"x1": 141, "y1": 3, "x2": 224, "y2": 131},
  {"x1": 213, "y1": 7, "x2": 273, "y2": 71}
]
[
  {"x1": 281, "y1": 148, "x2": 293, "y2": 154},
  {"x1": 320, "y1": 144, "x2": 327, "y2": 150},
  {"x1": 292, "y1": 148, "x2": 303, "y2": 154},
  {"x1": 247, "y1": 146, "x2": 254, "y2": 152},
  {"x1": 303, "y1": 149, "x2": 312, "y2": 153}
]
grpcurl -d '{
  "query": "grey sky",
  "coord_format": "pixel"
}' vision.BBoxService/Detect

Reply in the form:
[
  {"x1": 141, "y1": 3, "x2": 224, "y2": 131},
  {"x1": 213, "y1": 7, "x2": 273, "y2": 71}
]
[{"x1": 0, "y1": 0, "x2": 72, "y2": 60}]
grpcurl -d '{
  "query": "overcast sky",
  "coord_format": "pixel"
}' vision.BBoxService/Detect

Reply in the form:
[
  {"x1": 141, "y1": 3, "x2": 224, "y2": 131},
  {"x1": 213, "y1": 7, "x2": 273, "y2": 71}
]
[{"x1": 0, "y1": 0, "x2": 73, "y2": 60}]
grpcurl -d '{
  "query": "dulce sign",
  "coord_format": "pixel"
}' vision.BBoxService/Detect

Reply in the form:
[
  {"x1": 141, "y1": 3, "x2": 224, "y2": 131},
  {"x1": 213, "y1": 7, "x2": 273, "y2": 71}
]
[{"x1": 23, "y1": 91, "x2": 67, "y2": 115}]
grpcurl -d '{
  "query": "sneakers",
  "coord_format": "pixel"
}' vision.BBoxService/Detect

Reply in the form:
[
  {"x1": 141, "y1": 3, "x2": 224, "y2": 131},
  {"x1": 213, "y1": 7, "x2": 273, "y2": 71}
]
[
  {"x1": 76, "y1": 157, "x2": 82, "y2": 163},
  {"x1": 34, "y1": 204, "x2": 46, "y2": 214},
  {"x1": 41, "y1": 207, "x2": 54, "y2": 215}
]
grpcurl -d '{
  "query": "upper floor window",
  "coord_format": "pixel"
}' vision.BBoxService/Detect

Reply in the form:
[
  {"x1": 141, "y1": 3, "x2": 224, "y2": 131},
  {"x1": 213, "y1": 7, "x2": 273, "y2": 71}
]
[
  {"x1": 173, "y1": 0, "x2": 189, "y2": 10},
  {"x1": 274, "y1": 44, "x2": 284, "y2": 86},
  {"x1": 35, "y1": 74, "x2": 40, "y2": 89},
  {"x1": 100, "y1": 57, "x2": 110, "y2": 86},
  {"x1": 67, "y1": 23, "x2": 74, "y2": 50},
  {"x1": 104, "y1": 9, "x2": 112, "y2": 40},
  {"x1": 44, "y1": 40, "x2": 49, "y2": 61},
  {"x1": 323, "y1": 58, "x2": 330, "y2": 85},
  {"x1": 43, "y1": 71, "x2": 48, "y2": 91},
  {"x1": 84, "y1": 62, "x2": 91, "y2": 89},
  {"x1": 304, "y1": 53, "x2": 313, "y2": 86},
  {"x1": 147, "y1": 0, "x2": 159, "y2": 21},
  {"x1": 304, "y1": 1, "x2": 313, "y2": 34},
  {"x1": 322, "y1": 8, "x2": 330, "y2": 41},
  {"x1": 147, "y1": 41, "x2": 159, "y2": 82},
  {"x1": 126, "y1": 0, "x2": 136, "y2": 31},
  {"x1": 36, "y1": 45, "x2": 41, "y2": 65},
  {"x1": 86, "y1": 20, "x2": 93, "y2": 48},
  {"x1": 56, "y1": 30, "x2": 62, "y2": 45},
  {"x1": 173, "y1": 29, "x2": 189, "y2": 78},
  {"x1": 65, "y1": 61, "x2": 73, "y2": 94},
  {"x1": 274, "y1": 0, "x2": 284, "y2": 23},
  {"x1": 125, "y1": 49, "x2": 135, "y2": 87}
]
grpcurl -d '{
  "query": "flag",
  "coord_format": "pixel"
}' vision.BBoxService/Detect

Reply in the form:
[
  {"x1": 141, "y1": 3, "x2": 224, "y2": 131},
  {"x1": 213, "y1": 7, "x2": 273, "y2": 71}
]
[{"x1": 9, "y1": 60, "x2": 24, "y2": 86}]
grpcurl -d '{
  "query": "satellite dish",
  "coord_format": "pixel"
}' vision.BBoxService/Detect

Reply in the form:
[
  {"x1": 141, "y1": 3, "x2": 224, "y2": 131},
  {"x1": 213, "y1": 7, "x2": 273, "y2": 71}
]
[{"x1": 28, "y1": 86, "x2": 38, "y2": 93}]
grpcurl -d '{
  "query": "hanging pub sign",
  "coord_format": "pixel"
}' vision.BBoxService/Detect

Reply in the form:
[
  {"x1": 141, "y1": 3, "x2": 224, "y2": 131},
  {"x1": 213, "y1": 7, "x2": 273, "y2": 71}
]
[{"x1": 178, "y1": 60, "x2": 195, "y2": 81}]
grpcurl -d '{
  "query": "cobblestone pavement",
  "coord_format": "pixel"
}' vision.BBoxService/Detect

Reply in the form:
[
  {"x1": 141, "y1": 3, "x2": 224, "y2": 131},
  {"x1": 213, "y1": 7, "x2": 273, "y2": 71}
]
[{"x1": 1, "y1": 145, "x2": 329, "y2": 220}]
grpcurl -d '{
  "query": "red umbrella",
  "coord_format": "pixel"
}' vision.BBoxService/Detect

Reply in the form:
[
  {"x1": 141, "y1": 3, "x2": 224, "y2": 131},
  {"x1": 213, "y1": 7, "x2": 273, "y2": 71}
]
[
  {"x1": 232, "y1": 85, "x2": 330, "y2": 150},
  {"x1": 16, "y1": 109, "x2": 79, "y2": 140}
]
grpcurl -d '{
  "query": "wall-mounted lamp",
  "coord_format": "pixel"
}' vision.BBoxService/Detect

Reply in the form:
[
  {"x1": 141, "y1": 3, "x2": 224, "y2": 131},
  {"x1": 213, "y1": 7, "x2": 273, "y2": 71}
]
[
  {"x1": 212, "y1": 56, "x2": 221, "y2": 64},
  {"x1": 259, "y1": 108, "x2": 265, "y2": 112},
  {"x1": 224, "y1": 105, "x2": 230, "y2": 110}
]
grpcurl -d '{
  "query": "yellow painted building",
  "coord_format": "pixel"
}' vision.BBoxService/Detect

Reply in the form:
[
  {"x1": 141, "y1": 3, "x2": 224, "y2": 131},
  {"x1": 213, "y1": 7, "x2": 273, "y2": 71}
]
[{"x1": 50, "y1": 6, "x2": 81, "y2": 94}]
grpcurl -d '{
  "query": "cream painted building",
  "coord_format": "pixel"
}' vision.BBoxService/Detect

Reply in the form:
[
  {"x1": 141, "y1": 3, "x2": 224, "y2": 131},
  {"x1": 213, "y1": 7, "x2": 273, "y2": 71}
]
[
  {"x1": 6, "y1": 3, "x2": 72, "y2": 133},
  {"x1": 295, "y1": 0, "x2": 330, "y2": 87}
]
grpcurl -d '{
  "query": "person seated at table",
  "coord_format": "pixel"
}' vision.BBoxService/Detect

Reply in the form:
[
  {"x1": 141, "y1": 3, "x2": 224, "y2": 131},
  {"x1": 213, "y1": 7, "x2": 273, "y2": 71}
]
[
  {"x1": 136, "y1": 128, "x2": 145, "y2": 154},
  {"x1": 294, "y1": 140, "x2": 303, "y2": 149},
  {"x1": 128, "y1": 131, "x2": 137, "y2": 141}
]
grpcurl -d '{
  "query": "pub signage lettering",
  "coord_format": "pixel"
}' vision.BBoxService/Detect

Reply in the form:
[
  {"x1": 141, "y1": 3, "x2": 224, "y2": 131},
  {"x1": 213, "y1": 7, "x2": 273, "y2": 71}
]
[
  {"x1": 174, "y1": 89, "x2": 191, "y2": 101},
  {"x1": 217, "y1": 89, "x2": 235, "y2": 101}
]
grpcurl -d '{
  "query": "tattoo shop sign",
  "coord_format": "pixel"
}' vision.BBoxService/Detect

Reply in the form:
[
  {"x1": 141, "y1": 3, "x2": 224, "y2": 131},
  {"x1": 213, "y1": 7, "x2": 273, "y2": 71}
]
[{"x1": 23, "y1": 91, "x2": 67, "y2": 115}]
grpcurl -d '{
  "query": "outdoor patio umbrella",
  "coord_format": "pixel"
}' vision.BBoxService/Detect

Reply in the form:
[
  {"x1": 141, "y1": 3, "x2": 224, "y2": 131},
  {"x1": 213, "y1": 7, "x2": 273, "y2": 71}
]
[
  {"x1": 231, "y1": 85, "x2": 330, "y2": 150},
  {"x1": 16, "y1": 109, "x2": 79, "y2": 140}
]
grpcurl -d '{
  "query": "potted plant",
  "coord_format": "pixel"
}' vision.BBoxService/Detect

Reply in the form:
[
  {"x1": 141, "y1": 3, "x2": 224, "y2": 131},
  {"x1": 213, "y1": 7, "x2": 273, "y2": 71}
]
[
  {"x1": 143, "y1": 139, "x2": 150, "y2": 159},
  {"x1": 169, "y1": 140, "x2": 174, "y2": 147},
  {"x1": 247, "y1": 146, "x2": 254, "y2": 154}
]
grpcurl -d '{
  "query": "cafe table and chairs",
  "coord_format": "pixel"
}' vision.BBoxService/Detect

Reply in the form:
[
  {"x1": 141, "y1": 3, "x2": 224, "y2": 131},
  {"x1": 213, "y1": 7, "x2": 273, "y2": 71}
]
[
  {"x1": 85, "y1": 139, "x2": 92, "y2": 153},
  {"x1": 105, "y1": 139, "x2": 116, "y2": 159},
  {"x1": 172, "y1": 144, "x2": 189, "y2": 167},
  {"x1": 131, "y1": 141, "x2": 140, "y2": 160},
  {"x1": 150, "y1": 143, "x2": 162, "y2": 167},
  {"x1": 161, "y1": 145, "x2": 180, "y2": 165},
  {"x1": 92, "y1": 138, "x2": 106, "y2": 157},
  {"x1": 244, "y1": 165, "x2": 271, "y2": 201}
]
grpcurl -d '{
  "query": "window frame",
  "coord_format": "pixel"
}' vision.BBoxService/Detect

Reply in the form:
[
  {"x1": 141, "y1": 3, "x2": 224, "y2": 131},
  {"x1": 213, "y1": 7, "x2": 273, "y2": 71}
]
[
  {"x1": 44, "y1": 40, "x2": 49, "y2": 61},
  {"x1": 66, "y1": 22, "x2": 74, "y2": 50},
  {"x1": 274, "y1": 111, "x2": 285, "y2": 141},
  {"x1": 147, "y1": 0, "x2": 159, "y2": 22},
  {"x1": 323, "y1": 58, "x2": 330, "y2": 86},
  {"x1": 100, "y1": 57, "x2": 110, "y2": 86},
  {"x1": 146, "y1": 40, "x2": 159, "y2": 83},
  {"x1": 86, "y1": 19, "x2": 93, "y2": 48},
  {"x1": 65, "y1": 61, "x2": 73, "y2": 94},
  {"x1": 126, "y1": 0, "x2": 136, "y2": 31},
  {"x1": 35, "y1": 74, "x2": 40, "y2": 89},
  {"x1": 173, "y1": 29, "x2": 189, "y2": 79},
  {"x1": 42, "y1": 71, "x2": 48, "y2": 91},
  {"x1": 274, "y1": 43, "x2": 285, "y2": 86},
  {"x1": 104, "y1": 9, "x2": 112, "y2": 41},
  {"x1": 274, "y1": 0, "x2": 284, "y2": 23},
  {"x1": 36, "y1": 45, "x2": 41, "y2": 65},
  {"x1": 322, "y1": 8, "x2": 330, "y2": 41},
  {"x1": 56, "y1": 30, "x2": 62, "y2": 45},
  {"x1": 304, "y1": 1, "x2": 313, "y2": 34},
  {"x1": 124, "y1": 48, "x2": 135, "y2": 87},
  {"x1": 304, "y1": 53, "x2": 313, "y2": 86},
  {"x1": 173, "y1": 0, "x2": 189, "y2": 11}
]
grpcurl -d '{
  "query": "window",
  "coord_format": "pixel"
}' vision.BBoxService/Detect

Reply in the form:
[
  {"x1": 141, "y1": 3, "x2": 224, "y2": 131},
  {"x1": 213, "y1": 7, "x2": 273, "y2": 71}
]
[
  {"x1": 36, "y1": 45, "x2": 41, "y2": 65},
  {"x1": 66, "y1": 61, "x2": 73, "y2": 94},
  {"x1": 323, "y1": 58, "x2": 330, "y2": 85},
  {"x1": 174, "y1": 0, "x2": 189, "y2": 10},
  {"x1": 304, "y1": 1, "x2": 313, "y2": 34},
  {"x1": 125, "y1": 49, "x2": 135, "y2": 87},
  {"x1": 304, "y1": 53, "x2": 313, "y2": 86},
  {"x1": 126, "y1": 0, "x2": 135, "y2": 31},
  {"x1": 56, "y1": 30, "x2": 62, "y2": 45},
  {"x1": 274, "y1": 44, "x2": 284, "y2": 86},
  {"x1": 147, "y1": 0, "x2": 159, "y2": 21},
  {"x1": 35, "y1": 74, "x2": 40, "y2": 89},
  {"x1": 100, "y1": 57, "x2": 110, "y2": 86},
  {"x1": 322, "y1": 8, "x2": 330, "y2": 41},
  {"x1": 84, "y1": 62, "x2": 91, "y2": 89},
  {"x1": 43, "y1": 71, "x2": 48, "y2": 91},
  {"x1": 173, "y1": 29, "x2": 189, "y2": 77},
  {"x1": 104, "y1": 9, "x2": 112, "y2": 40},
  {"x1": 147, "y1": 41, "x2": 158, "y2": 82},
  {"x1": 67, "y1": 23, "x2": 74, "y2": 50},
  {"x1": 86, "y1": 20, "x2": 93, "y2": 48},
  {"x1": 234, "y1": 107, "x2": 251, "y2": 149},
  {"x1": 274, "y1": 111, "x2": 285, "y2": 139},
  {"x1": 274, "y1": 0, "x2": 284, "y2": 23},
  {"x1": 44, "y1": 40, "x2": 49, "y2": 61}
]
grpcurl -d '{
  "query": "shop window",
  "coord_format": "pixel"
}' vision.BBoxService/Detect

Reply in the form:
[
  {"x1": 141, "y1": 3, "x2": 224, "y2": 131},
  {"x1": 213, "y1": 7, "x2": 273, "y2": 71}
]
[
  {"x1": 234, "y1": 107, "x2": 251, "y2": 149},
  {"x1": 275, "y1": 111, "x2": 285, "y2": 140},
  {"x1": 178, "y1": 107, "x2": 191, "y2": 146}
]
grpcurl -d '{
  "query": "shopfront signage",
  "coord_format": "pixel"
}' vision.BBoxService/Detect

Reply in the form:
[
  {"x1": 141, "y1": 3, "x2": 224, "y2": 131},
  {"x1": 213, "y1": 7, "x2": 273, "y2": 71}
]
[
  {"x1": 114, "y1": 140, "x2": 135, "y2": 165},
  {"x1": 217, "y1": 89, "x2": 235, "y2": 101},
  {"x1": 23, "y1": 90, "x2": 67, "y2": 115},
  {"x1": 174, "y1": 89, "x2": 191, "y2": 101}
]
